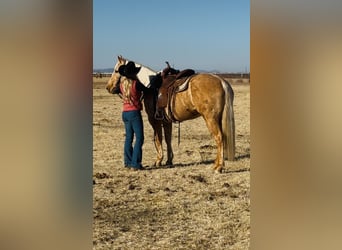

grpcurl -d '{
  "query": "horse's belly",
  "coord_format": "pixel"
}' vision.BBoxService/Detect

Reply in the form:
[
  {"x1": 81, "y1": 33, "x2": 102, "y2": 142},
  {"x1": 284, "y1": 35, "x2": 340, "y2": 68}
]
[
  {"x1": 172, "y1": 92, "x2": 200, "y2": 121},
  {"x1": 173, "y1": 109, "x2": 200, "y2": 121}
]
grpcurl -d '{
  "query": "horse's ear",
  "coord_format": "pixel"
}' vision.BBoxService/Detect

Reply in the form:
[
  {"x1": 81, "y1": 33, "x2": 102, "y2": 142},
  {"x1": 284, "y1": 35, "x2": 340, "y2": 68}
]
[{"x1": 118, "y1": 55, "x2": 123, "y2": 62}]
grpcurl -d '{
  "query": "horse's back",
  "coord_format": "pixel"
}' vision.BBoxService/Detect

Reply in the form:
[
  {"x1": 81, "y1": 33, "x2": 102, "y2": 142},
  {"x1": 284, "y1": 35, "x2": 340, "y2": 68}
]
[
  {"x1": 190, "y1": 73, "x2": 225, "y2": 85},
  {"x1": 189, "y1": 74, "x2": 227, "y2": 99},
  {"x1": 191, "y1": 73, "x2": 233, "y2": 101}
]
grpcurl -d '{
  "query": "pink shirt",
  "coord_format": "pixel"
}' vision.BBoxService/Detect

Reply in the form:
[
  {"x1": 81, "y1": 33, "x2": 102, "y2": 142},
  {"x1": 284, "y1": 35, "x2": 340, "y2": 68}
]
[{"x1": 120, "y1": 80, "x2": 143, "y2": 111}]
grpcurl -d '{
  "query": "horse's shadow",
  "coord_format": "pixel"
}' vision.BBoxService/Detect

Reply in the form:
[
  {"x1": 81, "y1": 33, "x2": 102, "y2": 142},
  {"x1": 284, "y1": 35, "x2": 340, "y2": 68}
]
[
  {"x1": 235, "y1": 153, "x2": 250, "y2": 160},
  {"x1": 144, "y1": 153, "x2": 250, "y2": 174}
]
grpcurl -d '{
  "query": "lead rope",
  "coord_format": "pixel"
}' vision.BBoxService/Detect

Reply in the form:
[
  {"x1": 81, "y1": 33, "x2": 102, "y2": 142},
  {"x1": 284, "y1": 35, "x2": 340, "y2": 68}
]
[{"x1": 178, "y1": 122, "x2": 181, "y2": 146}]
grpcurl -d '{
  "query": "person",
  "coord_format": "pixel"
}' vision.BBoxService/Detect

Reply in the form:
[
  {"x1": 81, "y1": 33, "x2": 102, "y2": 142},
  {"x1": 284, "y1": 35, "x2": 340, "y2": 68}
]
[{"x1": 115, "y1": 61, "x2": 147, "y2": 171}]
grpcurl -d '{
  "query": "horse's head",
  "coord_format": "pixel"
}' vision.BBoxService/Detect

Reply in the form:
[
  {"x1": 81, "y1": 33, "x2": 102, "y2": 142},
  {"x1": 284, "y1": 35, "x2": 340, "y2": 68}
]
[{"x1": 106, "y1": 55, "x2": 126, "y2": 94}]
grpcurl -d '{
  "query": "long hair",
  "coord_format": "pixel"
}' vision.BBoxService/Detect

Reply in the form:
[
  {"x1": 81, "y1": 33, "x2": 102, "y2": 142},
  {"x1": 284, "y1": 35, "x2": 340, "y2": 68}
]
[{"x1": 121, "y1": 76, "x2": 134, "y2": 104}]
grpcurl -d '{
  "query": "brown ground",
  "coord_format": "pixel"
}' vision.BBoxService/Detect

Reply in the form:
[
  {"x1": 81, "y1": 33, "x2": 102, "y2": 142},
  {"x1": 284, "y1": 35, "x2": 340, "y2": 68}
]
[{"x1": 93, "y1": 77, "x2": 250, "y2": 249}]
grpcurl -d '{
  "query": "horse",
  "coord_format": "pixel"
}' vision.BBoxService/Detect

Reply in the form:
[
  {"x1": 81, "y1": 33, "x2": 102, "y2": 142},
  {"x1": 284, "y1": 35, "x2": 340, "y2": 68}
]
[{"x1": 106, "y1": 56, "x2": 235, "y2": 173}]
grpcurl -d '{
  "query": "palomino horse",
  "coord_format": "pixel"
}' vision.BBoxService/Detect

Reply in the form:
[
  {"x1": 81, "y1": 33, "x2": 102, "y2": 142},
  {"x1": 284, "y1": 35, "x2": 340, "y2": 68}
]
[{"x1": 106, "y1": 56, "x2": 235, "y2": 173}]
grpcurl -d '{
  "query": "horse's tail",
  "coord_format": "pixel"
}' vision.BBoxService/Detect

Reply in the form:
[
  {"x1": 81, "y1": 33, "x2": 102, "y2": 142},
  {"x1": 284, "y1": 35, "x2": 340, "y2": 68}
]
[{"x1": 221, "y1": 79, "x2": 235, "y2": 161}]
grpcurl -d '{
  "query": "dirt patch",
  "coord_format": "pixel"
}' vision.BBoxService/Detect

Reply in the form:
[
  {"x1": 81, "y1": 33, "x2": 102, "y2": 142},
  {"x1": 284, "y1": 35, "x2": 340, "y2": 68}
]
[{"x1": 93, "y1": 77, "x2": 250, "y2": 249}]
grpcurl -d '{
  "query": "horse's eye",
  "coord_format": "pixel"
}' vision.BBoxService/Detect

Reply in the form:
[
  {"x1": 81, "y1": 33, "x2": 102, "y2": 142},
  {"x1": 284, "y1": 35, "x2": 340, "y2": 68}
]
[{"x1": 114, "y1": 70, "x2": 119, "y2": 73}]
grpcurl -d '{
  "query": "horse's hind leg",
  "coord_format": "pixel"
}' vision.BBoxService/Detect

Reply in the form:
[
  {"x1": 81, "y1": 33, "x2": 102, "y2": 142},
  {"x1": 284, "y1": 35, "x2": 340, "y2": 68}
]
[{"x1": 203, "y1": 117, "x2": 224, "y2": 173}]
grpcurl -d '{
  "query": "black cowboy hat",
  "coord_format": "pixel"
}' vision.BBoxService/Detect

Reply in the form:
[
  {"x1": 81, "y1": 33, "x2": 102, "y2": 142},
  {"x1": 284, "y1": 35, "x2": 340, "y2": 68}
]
[{"x1": 118, "y1": 61, "x2": 141, "y2": 77}]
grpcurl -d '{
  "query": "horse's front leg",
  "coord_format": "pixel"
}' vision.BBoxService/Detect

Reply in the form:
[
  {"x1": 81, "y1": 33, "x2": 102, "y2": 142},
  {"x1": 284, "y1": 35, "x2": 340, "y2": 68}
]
[
  {"x1": 150, "y1": 120, "x2": 163, "y2": 166},
  {"x1": 144, "y1": 94, "x2": 164, "y2": 167},
  {"x1": 163, "y1": 121, "x2": 173, "y2": 166}
]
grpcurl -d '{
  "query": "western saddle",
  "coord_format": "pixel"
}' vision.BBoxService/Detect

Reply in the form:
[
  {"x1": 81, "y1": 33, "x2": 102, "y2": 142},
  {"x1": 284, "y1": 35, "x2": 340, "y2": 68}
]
[{"x1": 155, "y1": 62, "x2": 195, "y2": 121}]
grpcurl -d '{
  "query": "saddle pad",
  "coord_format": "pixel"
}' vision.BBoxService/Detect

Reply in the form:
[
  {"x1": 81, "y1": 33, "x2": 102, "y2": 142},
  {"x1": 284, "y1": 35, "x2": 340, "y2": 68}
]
[
  {"x1": 175, "y1": 76, "x2": 193, "y2": 93},
  {"x1": 136, "y1": 66, "x2": 154, "y2": 88}
]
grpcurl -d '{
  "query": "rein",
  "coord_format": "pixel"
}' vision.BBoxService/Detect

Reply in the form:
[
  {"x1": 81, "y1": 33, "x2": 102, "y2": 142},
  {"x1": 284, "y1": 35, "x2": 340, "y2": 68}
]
[{"x1": 177, "y1": 122, "x2": 181, "y2": 146}]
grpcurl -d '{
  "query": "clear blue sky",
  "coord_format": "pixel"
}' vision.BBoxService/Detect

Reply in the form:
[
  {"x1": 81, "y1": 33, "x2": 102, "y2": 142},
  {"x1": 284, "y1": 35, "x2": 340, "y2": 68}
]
[{"x1": 93, "y1": 0, "x2": 249, "y2": 73}]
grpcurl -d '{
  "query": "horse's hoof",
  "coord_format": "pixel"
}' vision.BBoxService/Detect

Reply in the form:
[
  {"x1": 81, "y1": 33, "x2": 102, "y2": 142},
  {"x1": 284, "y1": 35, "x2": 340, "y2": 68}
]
[
  {"x1": 212, "y1": 165, "x2": 223, "y2": 173},
  {"x1": 154, "y1": 162, "x2": 162, "y2": 167},
  {"x1": 165, "y1": 161, "x2": 173, "y2": 167},
  {"x1": 214, "y1": 168, "x2": 223, "y2": 174}
]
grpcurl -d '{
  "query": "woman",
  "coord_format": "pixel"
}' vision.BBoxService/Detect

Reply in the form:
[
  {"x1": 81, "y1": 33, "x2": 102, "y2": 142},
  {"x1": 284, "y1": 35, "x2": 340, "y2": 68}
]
[{"x1": 116, "y1": 61, "x2": 147, "y2": 170}]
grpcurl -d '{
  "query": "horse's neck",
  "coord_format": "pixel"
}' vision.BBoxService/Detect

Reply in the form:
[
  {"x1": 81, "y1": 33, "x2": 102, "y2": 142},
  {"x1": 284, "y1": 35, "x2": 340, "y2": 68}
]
[
  {"x1": 124, "y1": 59, "x2": 157, "y2": 88},
  {"x1": 137, "y1": 66, "x2": 156, "y2": 87}
]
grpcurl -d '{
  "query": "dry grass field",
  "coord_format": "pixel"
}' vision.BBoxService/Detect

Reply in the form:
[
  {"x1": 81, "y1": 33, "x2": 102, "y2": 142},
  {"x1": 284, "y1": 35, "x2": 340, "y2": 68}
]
[{"x1": 93, "y1": 77, "x2": 250, "y2": 249}]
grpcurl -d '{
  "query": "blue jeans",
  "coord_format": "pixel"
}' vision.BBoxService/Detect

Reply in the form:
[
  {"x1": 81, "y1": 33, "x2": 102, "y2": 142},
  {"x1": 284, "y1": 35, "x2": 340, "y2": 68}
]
[{"x1": 122, "y1": 110, "x2": 144, "y2": 169}]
